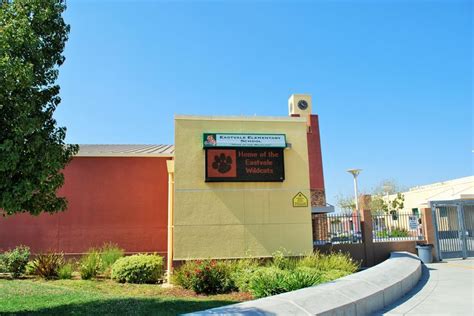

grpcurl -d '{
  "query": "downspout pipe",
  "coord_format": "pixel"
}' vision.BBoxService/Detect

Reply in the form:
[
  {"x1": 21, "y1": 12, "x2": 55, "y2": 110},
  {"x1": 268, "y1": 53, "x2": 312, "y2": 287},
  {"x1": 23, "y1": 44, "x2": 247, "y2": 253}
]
[{"x1": 166, "y1": 160, "x2": 175, "y2": 285}]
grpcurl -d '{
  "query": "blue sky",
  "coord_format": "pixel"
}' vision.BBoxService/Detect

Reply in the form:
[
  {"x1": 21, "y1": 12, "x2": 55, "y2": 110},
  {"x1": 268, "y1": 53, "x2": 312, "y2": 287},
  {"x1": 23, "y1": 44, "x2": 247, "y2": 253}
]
[{"x1": 55, "y1": 0, "x2": 472, "y2": 205}]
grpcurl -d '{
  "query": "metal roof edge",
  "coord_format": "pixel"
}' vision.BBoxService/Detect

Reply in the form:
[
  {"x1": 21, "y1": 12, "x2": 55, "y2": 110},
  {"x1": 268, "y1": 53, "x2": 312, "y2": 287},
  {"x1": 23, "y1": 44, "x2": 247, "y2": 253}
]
[
  {"x1": 75, "y1": 144, "x2": 175, "y2": 158},
  {"x1": 75, "y1": 153, "x2": 174, "y2": 158}
]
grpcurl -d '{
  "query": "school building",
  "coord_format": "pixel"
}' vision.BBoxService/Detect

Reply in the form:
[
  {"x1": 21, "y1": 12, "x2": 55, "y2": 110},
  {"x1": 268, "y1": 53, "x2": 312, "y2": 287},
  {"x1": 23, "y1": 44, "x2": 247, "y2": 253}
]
[{"x1": 0, "y1": 94, "x2": 327, "y2": 260}]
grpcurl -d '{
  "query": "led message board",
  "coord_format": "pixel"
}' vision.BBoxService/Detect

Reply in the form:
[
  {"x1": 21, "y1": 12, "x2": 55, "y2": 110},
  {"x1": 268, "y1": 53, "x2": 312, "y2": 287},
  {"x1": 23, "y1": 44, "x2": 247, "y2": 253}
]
[{"x1": 205, "y1": 148, "x2": 285, "y2": 182}]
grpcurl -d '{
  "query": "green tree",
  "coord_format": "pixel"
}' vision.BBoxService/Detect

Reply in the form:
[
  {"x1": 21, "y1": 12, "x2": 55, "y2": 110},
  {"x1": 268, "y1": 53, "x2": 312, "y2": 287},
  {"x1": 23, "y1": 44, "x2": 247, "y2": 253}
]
[
  {"x1": 370, "y1": 192, "x2": 405, "y2": 216},
  {"x1": 369, "y1": 195, "x2": 386, "y2": 215},
  {"x1": 368, "y1": 179, "x2": 406, "y2": 215},
  {"x1": 0, "y1": 0, "x2": 78, "y2": 216}
]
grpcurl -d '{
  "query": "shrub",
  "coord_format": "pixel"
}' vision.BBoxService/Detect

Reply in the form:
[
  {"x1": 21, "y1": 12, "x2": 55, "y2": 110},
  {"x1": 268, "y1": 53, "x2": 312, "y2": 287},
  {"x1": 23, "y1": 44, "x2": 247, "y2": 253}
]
[
  {"x1": 2, "y1": 245, "x2": 30, "y2": 277},
  {"x1": 320, "y1": 269, "x2": 352, "y2": 282},
  {"x1": 248, "y1": 267, "x2": 323, "y2": 298},
  {"x1": 99, "y1": 243, "x2": 124, "y2": 277},
  {"x1": 111, "y1": 254, "x2": 164, "y2": 284},
  {"x1": 376, "y1": 230, "x2": 390, "y2": 238},
  {"x1": 285, "y1": 267, "x2": 323, "y2": 291},
  {"x1": 191, "y1": 260, "x2": 236, "y2": 295},
  {"x1": 0, "y1": 254, "x2": 7, "y2": 273},
  {"x1": 24, "y1": 261, "x2": 37, "y2": 275},
  {"x1": 58, "y1": 263, "x2": 74, "y2": 279},
  {"x1": 32, "y1": 253, "x2": 65, "y2": 279},
  {"x1": 376, "y1": 228, "x2": 410, "y2": 238},
  {"x1": 390, "y1": 228, "x2": 410, "y2": 238},
  {"x1": 172, "y1": 260, "x2": 198, "y2": 290},
  {"x1": 173, "y1": 259, "x2": 236, "y2": 294},
  {"x1": 228, "y1": 258, "x2": 260, "y2": 292},
  {"x1": 248, "y1": 267, "x2": 288, "y2": 298},
  {"x1": 297, "y1": 251, "x2": 358, "y2": 273},
  {"x1": 246, "y1": 251, "x2": 358, "y2": 298},
  {"x1": 270, "y1": 250, "x2": 298, "y2": 270},
  {"x1": 80, "y1": 249, "x2": 102, "y2": 280}
]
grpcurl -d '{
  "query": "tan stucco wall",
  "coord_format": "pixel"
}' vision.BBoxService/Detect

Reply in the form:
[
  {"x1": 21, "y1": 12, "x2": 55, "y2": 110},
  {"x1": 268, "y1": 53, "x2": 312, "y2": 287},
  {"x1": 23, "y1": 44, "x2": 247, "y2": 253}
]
[{"x1": 173, "y1": 115, "x2": 313, "y2": 259}]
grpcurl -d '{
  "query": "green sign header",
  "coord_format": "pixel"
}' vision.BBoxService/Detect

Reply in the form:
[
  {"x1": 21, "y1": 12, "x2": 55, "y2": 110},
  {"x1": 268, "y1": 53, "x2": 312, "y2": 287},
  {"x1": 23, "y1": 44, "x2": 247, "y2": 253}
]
[{"x1": 203, "y1": 133, "x2": 286, "y2": 148}]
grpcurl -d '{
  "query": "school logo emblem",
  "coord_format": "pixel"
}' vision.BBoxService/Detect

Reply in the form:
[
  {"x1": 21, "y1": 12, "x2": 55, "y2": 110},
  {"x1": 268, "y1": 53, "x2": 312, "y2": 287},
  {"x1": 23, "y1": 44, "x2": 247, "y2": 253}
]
[
  {"x1": 206, "y1": 149, "x2": 237, "y2": 178},
  {"x1": 212, "y1": 153, "x2": 233, "y2": 174}
]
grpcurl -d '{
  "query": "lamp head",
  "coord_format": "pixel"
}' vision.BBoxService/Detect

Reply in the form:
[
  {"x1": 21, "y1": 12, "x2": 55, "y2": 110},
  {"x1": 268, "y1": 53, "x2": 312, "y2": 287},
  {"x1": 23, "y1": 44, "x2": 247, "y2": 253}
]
[{"x1": 347, "y1": 169, "x2": 362, "y2": 177}]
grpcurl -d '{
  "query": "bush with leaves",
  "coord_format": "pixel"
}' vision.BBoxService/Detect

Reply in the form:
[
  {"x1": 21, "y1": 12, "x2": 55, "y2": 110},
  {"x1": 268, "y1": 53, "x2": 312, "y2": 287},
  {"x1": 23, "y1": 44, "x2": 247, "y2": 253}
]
[
  {"x1": 190, "y1": 260, "x2": 236, "y2": 295},
  {"x1": 1, "y1": 245, "x2": 30, "y2": 277},
  {"x1": 172, "y1": 260, "x2": 198, "y2": 290},
  {"x1": 24, "y1": 260, "x2": 36, "y2": 275},
  {"x1": 99, "y1": 243, "x2": 124, "y2": 277},
  {"x1": 248, "y1": 267, "x2": 323, "y2": 298},
  {"x1": 0, "y1": 254, "x2": 7, "y2": 273},
  {"x1": 297, "y1": 251, "x2": 358, "y2": 273},
  {"x1": 111, "y1": 254, "x2": 164, "y2": 284},
  {"x1": 247, "y1": 267, "x2": 288, "y2": 297},
  {"x1": 80, "y1": 249, "x2": 102, "y2": 280},
  {"x1": 58, "y1": 262, "x2": 74, "y2": 279},
  {"x1": 270, "y1": 250, "x2": 298, "y2": 270},
  {"x1": 228, "y1": 258, "x2": 260, "y2": 292},
  {"x1": 390, "y1": 228, "x2": 410, "y2": 237},
  {"x1": 320, "y1": 269, "x2": 352, "y2": 282},
  {"x1": 376, "y1": 228, "x2": 410, "y2": 239},
  {"x1": 173, "y1": 259, "x2": 236, "y2": 294},
  {"x1": 32, "y1": 252, "x2": 64, "y2": 279}
]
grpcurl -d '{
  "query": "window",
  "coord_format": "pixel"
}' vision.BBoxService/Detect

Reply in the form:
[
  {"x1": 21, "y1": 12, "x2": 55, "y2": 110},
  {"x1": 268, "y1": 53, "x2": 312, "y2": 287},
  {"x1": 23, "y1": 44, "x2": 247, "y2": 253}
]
[{"x1": 412, "y1": 208, "x2": 419, "y2": 216}]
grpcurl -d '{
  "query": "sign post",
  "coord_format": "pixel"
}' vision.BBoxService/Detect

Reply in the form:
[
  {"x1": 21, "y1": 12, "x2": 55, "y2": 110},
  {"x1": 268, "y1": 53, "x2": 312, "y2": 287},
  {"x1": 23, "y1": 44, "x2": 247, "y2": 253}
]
[{"x1": 409, "y1": 215, "x2": 418, "y2": 230}]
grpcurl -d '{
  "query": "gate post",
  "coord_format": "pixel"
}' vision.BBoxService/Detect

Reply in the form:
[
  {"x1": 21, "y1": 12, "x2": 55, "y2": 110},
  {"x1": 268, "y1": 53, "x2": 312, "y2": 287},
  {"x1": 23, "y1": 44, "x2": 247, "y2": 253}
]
[
  {"x1": 422, "y1": 207, "x2": 437, "y2": 261},
  {"x1": 430, "y1": 202, "x2": 442, "y2": 261},
  {"x1": 457, "y1": 203, "x2": 468, "y2": 259},
  {"x1": 361, "y1": 208, "x2": 374, "y2": 267}
]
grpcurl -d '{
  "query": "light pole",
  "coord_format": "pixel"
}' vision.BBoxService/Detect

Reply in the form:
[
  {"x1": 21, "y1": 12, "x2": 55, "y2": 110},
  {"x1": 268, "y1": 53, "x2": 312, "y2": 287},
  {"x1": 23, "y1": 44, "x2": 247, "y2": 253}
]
[{"x1": 347, "y1": 169, "x2": 362, "y2": 215}]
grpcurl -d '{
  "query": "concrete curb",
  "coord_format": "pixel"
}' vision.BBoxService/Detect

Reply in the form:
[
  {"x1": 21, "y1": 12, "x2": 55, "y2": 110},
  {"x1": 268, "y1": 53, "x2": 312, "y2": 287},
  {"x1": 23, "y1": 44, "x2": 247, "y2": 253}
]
[{"x1": 186, "y1": 251, "x2": 422, "y2": 316}]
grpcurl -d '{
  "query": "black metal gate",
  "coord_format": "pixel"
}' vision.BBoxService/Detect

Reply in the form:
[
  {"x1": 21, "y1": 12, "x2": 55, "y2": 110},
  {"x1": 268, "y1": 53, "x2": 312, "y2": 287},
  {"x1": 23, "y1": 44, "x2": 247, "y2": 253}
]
[{"x1": 431, "y1": 201, "x2": 474, "y2": 260}]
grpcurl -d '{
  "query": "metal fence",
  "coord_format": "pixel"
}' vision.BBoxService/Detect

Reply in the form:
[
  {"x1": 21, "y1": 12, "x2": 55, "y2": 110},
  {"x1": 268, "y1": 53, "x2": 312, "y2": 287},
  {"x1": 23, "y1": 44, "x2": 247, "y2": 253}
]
[
  {"x1": 313, "y1": 213, "x2": 362, "y2": 245},
  {"x1": 372, "y1": 212, "x2": 423, "y2": 242}
]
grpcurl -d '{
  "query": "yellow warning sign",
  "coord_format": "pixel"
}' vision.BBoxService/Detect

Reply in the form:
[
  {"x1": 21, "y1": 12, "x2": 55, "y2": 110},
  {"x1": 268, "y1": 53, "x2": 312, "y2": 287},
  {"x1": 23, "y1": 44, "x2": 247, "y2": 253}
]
[{"x1": 292, "y1": 192, "x2": 308, "y2": 207}]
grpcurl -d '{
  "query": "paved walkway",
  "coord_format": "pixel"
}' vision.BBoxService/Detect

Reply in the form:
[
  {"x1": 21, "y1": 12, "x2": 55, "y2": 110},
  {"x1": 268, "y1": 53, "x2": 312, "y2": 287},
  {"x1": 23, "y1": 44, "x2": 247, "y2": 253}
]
[{"x1": 378, "y1": 259, "x2": 474, "y2": 315}]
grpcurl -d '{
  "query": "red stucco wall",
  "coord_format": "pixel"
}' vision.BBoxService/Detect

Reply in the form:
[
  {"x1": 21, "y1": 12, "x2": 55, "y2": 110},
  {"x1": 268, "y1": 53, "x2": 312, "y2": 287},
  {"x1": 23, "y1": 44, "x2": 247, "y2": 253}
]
[
  {"x1": 307, "y1": 114, "x2": 325, "y2": 190},
  {"x1": 0, "y1": 157, "x2": 170, "y2": 255}
]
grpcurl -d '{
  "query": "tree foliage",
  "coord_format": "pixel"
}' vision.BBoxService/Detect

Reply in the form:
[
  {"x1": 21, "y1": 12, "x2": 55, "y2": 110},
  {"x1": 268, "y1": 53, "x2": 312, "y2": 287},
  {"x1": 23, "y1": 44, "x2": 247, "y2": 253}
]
[
  {"x1": 368, "y1": 179, "x2": 406, "y2": 214},
  {"x1": 335, "y1": 194, "x2": 356, "y2": 214},
  {"x1": 0, "y1": 0, "x2": 78, "y2": 216},
  {"x1": 372, "y1": 179, "x2": 406, "y2": 195},
  {"x1": 370, "y1": 192, "x2": 405, "y2": 215}
]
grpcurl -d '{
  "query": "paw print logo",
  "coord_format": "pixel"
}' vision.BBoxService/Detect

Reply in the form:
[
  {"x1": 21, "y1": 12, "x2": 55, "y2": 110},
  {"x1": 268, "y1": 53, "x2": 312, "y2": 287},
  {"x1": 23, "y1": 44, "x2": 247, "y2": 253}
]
[{"x1": 212, "y1": 153, "x2": 232, "y2": 174}]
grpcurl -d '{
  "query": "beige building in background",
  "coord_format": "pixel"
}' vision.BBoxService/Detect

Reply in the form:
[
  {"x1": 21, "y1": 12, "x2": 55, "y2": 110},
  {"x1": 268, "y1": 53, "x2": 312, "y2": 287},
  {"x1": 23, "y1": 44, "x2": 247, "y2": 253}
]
[{"x1": 387, "y1": 176, "x2": 474, "y2": 215}]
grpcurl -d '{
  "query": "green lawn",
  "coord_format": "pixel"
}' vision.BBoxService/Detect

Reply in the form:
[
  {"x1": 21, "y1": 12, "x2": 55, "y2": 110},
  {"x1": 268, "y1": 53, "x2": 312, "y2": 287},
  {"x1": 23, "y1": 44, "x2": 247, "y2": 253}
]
[{"x1": 0, "y1": 278, "x2": 249, "y2": 315}]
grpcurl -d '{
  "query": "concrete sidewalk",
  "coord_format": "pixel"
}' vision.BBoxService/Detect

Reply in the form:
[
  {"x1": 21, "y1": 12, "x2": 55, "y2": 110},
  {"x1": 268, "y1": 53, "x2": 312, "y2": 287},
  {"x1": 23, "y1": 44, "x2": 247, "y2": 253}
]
[{"x1": 377, "y1": 259, "x2": 474, "y2": 315}]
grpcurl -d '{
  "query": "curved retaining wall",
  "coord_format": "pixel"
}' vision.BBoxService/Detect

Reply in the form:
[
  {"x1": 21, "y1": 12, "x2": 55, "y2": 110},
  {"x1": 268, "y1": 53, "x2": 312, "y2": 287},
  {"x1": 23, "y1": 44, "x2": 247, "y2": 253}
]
[{"x1": 188, "y1": 251, "x2": 422, "y2": 315}]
